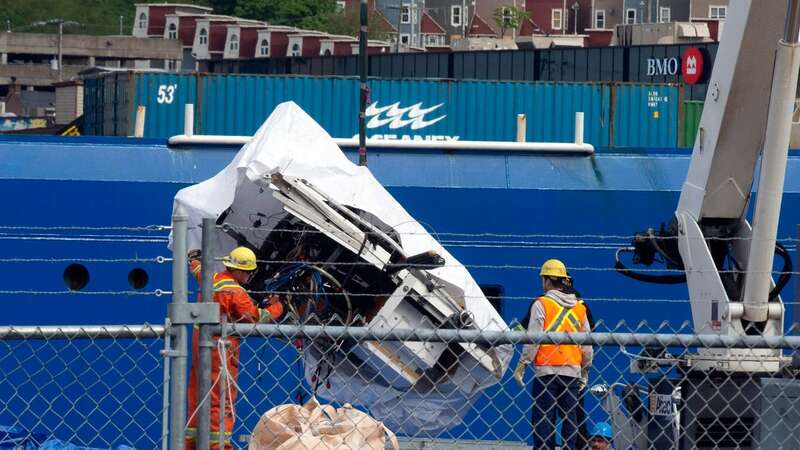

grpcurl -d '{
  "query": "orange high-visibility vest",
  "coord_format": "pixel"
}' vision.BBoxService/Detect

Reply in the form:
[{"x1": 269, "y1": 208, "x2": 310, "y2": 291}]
[{"x1": 534, "y1": 296, "x2": 588, "y2": 367}]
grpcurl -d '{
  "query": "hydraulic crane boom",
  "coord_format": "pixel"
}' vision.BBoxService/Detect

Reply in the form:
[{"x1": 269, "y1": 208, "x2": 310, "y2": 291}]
[{"x1": 617, "y1": 0, "x2": 800, "y2": 371}]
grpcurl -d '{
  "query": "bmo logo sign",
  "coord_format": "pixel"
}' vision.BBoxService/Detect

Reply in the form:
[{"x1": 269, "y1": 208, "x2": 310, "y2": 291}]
[
  {"x1": 681, "y1": 47, "x2": 704, "y2": 85},
  {"x1": 645, "y1": 47, "x2": 705, "y2": 85}
]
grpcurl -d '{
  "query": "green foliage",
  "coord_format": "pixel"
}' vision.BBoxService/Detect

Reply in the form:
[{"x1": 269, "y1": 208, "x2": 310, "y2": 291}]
[
  {"x1": 1, "y1": 0, "x2": 211, "y2": 35},
  {"x1": 233, "y1": 0, "x2": 337, "y2": 29},
  {"x1": 492, "y1": 5, "x2": 528, "y2": 37},
  {"x1": 319, "y1": 9, "x2": 394, "y2": 40},
  {"x1": 0, "y1": 0, "x2": 385, "y2": 38}
]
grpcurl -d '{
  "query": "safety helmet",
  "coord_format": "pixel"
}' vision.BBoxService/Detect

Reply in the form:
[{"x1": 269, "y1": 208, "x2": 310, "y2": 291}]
[
  {"x1": 539, "y1": 259, "x2": 569, "y2": 278},
  {"x1": 589, "y1": 422, "x2": 613, "y2": 440},
  {"x1": 222, "y1": 247, "x2": 257, "y2": 271}
]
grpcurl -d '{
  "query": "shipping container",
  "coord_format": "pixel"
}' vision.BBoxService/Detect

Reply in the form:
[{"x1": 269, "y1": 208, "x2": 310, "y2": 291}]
[
  {"x1": 82, "y1": 71, "x2": 197, "y2": 138},
  {"x1": 209, "y1": 43, "x2": 716, "y2": 100},
  {"x1": 612, "y1": 84, "x2": 680, "y2": 148},
  {"x1": 86, "y1": 72, "x2": 682, "y2": 148},
  {"x1": 681, "y1": 100, "x2": 704, "y2": 148},
  {"x1": 198, "y1": 75, "x2": 613, "y2": 145}
]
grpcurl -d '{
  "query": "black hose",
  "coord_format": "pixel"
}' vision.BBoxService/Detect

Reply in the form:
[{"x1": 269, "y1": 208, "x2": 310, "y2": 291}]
[
  {"x1": 614, "y1": 248, "x2": 687, "y2": 284},
  {"x1": 615, "y1": 243, "x2": 793, "y2": 294},
  {"x1": 768, "y1": 242, "x2": 792, "y2": 301}
]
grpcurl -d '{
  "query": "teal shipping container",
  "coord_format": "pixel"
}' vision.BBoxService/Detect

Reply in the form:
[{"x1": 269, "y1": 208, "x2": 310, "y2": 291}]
[
  {"x1": 83, "y1": 71, "x2": 197, "y2": 138},
  {"x1": 612, "y1": 84, "x2": 680, "y2": 148},
  {"x1": 84, "y1": 72, "x2": 680, "y2": 148},
  {"x1": 198, "y1": 76, "x2": 612, "y2": 146}
]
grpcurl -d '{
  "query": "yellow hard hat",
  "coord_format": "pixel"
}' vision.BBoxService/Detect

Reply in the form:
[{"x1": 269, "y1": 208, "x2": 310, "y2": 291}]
[
  {"x1": 222, "y1": 247, "x2": 257, "y2": 271},
  {"x1": 540, "y1": 259, "x2": 569, "y2": 278}
]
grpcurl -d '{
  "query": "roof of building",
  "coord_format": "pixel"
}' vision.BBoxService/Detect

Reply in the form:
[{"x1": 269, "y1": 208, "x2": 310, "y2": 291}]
[
  {"x1": 373, "y1": 9, "x2": 398, "y2": 33},
  {"x1": 323, "y1": 35, "x2": 358, "y2": 42},
  {"x1": 135, "y1": 3, "x2": 212, "y2": 11},
  {"x1": 468, "y1": 14, "x2": 497, "y2": 37},
  {"x1": 421, "y1": 12, "x2": 446, "y2": 35},
  {"x1": 518, "y1": 17, "x2": 540, "y2": 36}
]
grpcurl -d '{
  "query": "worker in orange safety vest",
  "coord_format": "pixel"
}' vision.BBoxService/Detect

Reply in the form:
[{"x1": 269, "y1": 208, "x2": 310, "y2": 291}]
[
  {"x1": 514, "y1": 259, "x2": 593, "y2": 450},
  {"x1": 185, "y1": 246, "x2": 283, "y2": 450}
]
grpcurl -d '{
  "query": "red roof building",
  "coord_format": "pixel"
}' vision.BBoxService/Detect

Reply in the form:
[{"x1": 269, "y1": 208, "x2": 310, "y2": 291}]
[
  {"x1": 254, "y1": 26, "x2": 297, "y2": 58},
  {"x1": 421, "y1": 12, "x2": 448, "y2": 49},
  {"x1": 468, "y1": 14, "x2": 498, "y2": 37},
  {"x1": 133, "y1": 3, "x2": 212, "y2": 38}
]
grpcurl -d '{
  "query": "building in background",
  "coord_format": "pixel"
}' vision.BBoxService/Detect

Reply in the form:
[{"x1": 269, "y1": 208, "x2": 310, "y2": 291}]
[
  {"x1": 374, "y1": 0, "x2": 425, "y2": 50},
  {"x1": 132, "y1": 3, "x2": 212, "y2": 38},
  {"x1": 0, "y1": 32, "x2": 182, "y2": 89}
]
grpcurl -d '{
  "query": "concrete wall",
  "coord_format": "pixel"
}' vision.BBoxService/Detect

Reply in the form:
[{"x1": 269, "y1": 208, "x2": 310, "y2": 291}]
[
  {"x1": 0, "y1": 33, "x2": 182, "y2": 60},
  {"x1": 0, "y1": 64, "x2": 83, "y2": 87}
]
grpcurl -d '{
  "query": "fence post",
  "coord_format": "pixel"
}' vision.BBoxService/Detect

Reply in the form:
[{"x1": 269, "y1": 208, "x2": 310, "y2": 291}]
[
  {"x1": 169, "y1": 210, "x2": 189, "y2": 450},
  {"x1": 197, "y1": 217, "x2": 216, "y2": 450}
]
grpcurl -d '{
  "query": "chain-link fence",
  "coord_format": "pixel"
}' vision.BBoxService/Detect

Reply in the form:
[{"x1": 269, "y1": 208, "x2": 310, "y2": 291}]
[
  {"x1": 2, "y1": 215, "x2": 800, "y2": 450},
  {"x1": 0, "y1": 325, "x2": 169, "y2": 449},
  {"x1": 195, "y1": 321, "x2": 799, "y2": 450}
]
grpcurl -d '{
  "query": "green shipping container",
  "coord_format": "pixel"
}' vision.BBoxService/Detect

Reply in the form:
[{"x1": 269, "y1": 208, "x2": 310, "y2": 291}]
[{"x1": 681, "y1": 101, "x2": 704, "y2": 148}]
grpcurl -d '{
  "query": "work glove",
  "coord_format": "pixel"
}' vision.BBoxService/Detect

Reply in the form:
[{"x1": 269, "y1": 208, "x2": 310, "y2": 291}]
[
  {"x1": 188, "y1": 249, "x2": 202, "y2": 261},
  {"x1": 514, "y1": 360, "x2": 529, "y2": 387},
  {"x1": 578, "y1": 367, "x2": 589, "y2": 391}
]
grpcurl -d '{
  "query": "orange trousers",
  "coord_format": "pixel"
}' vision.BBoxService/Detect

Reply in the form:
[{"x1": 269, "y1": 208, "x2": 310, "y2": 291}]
[{"x1": 185, "y1": 332, "x2": 241, "y2": 450}]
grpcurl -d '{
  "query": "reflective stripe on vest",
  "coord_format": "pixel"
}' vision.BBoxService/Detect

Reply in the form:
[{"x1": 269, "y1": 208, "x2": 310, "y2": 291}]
[
  {"x1": 535, "y1": 296, "x2": 586, "y2": 367},
  {"x1": 213, "y1": 278, "x2": 244, "y2": 292},
  {"x1": 185, "y1": 427, "x2": 232, "y2": 444}
]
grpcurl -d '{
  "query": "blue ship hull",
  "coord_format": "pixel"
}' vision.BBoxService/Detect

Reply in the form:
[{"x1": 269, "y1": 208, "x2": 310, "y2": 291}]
[{"x1": 1, "y1": 135, "x2": 798, "y2": 447}]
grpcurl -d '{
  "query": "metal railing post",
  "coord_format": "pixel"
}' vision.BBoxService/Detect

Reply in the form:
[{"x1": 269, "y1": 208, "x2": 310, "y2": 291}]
[
  {"x1": 218, "y1": 316, "x2": 228, "y2": 450},
  {"x1": 197, "y1": 217, "x2": 216, "y2": 450},
  {"x1": 168, "y1": 210, "x2": 189, "y2": 450}
]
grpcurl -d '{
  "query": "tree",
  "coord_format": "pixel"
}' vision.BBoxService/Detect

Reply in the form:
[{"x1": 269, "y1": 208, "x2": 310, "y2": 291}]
[
  {"x1": 320, "y1": 9, "x2": 394, "y2": 41},
  {"x1": 493, "y1": 5, "x2": 528, "y2": 38},
  {"x1": 234, "y1": 0, "x2": 337, "y2": 29},
  {"x1": 209, "y1": 0, "x2": 237, "y2": 15}
]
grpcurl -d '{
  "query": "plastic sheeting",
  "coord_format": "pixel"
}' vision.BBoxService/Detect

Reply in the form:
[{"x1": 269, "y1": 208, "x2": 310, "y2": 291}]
[{"x1": 170, "y1": 101, "x2": 511, "y2": 432}]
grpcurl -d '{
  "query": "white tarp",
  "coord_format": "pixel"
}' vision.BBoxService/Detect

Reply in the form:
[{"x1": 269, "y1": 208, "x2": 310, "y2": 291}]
[{"x1": 170, "y1": 101, "x2": 511, "y2": 432}]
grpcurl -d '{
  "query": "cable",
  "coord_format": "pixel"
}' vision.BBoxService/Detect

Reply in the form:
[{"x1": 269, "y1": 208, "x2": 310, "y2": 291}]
[{"x1": 614, "y1": 247, "x2": 687, "y2": 284}]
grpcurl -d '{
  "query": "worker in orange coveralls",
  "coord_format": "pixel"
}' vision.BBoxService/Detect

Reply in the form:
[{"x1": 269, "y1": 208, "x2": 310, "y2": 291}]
[{"x1": 185, "y1": 246, "x2": 284, "y2": 450}]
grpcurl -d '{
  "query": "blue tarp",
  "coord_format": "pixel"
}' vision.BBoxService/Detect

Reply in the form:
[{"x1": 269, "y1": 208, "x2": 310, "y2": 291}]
[{"x1": 0, "y1": 425, "x2": 135, "y2": 450}]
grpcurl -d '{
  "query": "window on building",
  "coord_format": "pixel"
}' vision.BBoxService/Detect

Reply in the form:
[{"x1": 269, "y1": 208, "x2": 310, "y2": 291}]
[
  {"x1": 199, "y1": 28, "x2": 208, "y2": 45},
  {"x1": 138, "y1": 12, "x2": 147, "y2": 29},
  {"x1": 425, "y1": 34, "x2": 437, "y2": 46},
  {"x1": 659, "y1": 7, "x2": 671, "y2": 23},
  {"x1": 400, "y1": 34, "x2": 410, "y2": 45},
  {"x1": 451, "y1": 5, "x2": 462, "y2": 27},
  {"x1": 625, "y1": 8, "x2": 637, "y2": 24},
  {"x1": 167, "y1": 23, "x2": 177, "y2": 39},
  {"x1": 323, "y1": 48, "x2": 332, "y2": 55},
  {"x1": 229, "y1": 34, "x2": 239, "y2": 51},
  {"x1": 166, "y1": 59, "x2": 176, "y2": 71},
  {"x1": 401, "y1": 6, "x2": 411, "y2": 24},
  {"x1": 552, "y1": 8, "x2": 563, "y2": 30},
  {"x1": 336, "y1": 1, "x2": 345, "y2": 13},
  {"x1": 709, "y1": 5, "x2": 727, "y2": 19},
  {"x1": 260, "y1": 39, "x2": 269, "y2": 56},
  {"x1": 595, "y1": 9, "x2": 606, "y2": 29},
  {"x1": 290, "y1": 43, "x2": 301, "y2": 56}
]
